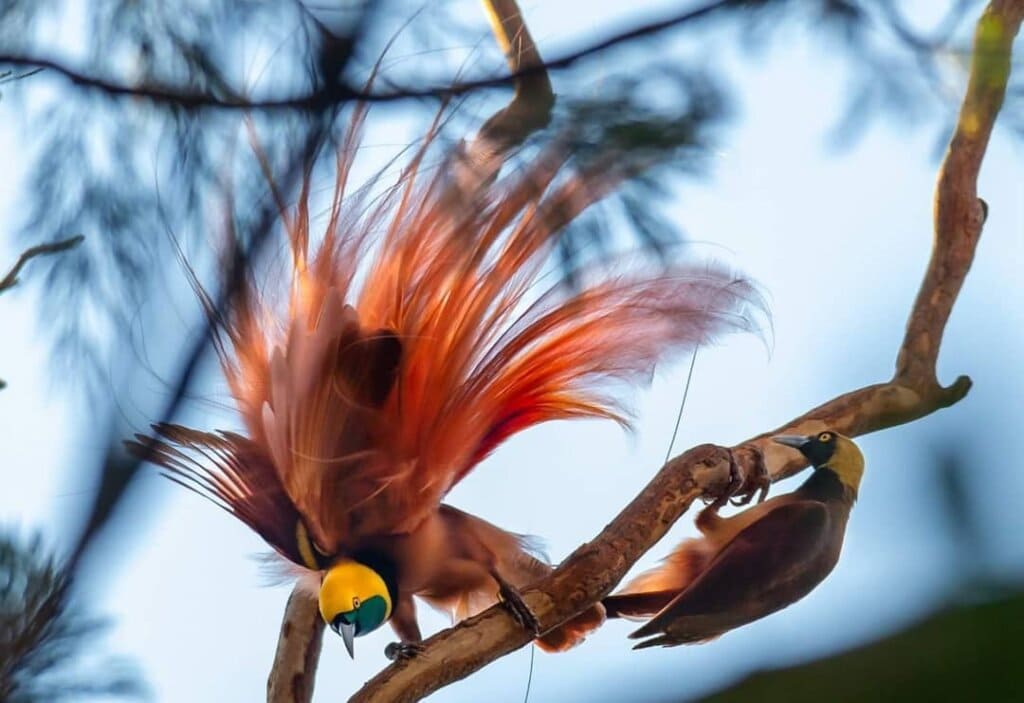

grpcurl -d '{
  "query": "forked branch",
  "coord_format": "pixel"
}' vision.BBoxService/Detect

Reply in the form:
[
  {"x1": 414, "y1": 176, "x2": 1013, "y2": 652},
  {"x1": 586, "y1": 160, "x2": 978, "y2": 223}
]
[{"x1": 348, "y1": 2, "x2": 1023, "y2": 701}]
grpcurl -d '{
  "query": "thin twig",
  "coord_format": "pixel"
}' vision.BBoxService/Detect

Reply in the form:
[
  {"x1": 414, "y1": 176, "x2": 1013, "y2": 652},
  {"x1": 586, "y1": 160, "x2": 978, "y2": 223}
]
[
  {"x1": 0, "y1": 234, "x2": 84, "y2": 391},
  {"x1": 0, "y1": 235, "x2": 83, "y2": 294},
  {"x1": 348, "y1": 1, "x2": 1023, "y2": 701},
  {"x1": 0, "y1": 66, "x2": 44, "y2": 85}
]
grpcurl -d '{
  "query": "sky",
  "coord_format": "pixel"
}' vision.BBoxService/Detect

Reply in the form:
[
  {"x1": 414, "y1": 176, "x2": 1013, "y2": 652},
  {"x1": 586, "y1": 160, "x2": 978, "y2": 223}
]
[{"x1": 1, "y1": 1, "x2": 1023, "y2": 702}]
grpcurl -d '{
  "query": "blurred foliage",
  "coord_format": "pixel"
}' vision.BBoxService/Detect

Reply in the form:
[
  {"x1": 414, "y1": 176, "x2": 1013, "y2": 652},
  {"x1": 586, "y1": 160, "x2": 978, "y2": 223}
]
[
  {"x1": 0, "y1": 531, "x2": 141, "y2": 702},
  {"x1": 1, "y1": 0, "x2": 1016, "y2": 389},
  {"x1": 692, "y1": 591, "x2": 1022, "y2": 703}
]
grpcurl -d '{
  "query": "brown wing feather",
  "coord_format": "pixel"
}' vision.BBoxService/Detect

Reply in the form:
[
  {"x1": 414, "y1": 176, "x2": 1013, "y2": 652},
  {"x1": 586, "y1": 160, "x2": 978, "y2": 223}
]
[
  {"x1": 259, "y1": 294, "x2": 427, "y2": 552},
  {"x1": 414, "y1": 507, "x2": 604, "y2": 652},
  {"x1": 630, "y1": 501, "x2": 831, "y2": 645},
  {"x1": 126, "y1": 424, "x2": 306, "y2": 565}
]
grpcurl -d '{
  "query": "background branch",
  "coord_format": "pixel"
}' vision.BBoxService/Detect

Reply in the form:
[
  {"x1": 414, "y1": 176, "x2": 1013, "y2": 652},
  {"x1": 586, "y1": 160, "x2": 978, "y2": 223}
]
[
  {"x1": 445, "y1": 0, "x2": 554, "y2": 201},
  {"x1": 348, "y1": 1, "x2": 1023, "y2": 701},
  {"x1": 0, "y1": 235, "x2": 83, "y2": 295},
  {"x1": 267, "y1": 587, "x2": 325, "y2": 703},
  {"x1": 0, "y1": 0, "x2": 732, "y2": 111},
  {"x1": 0, "y1": 234, "x2": 83, "y2": 390}
]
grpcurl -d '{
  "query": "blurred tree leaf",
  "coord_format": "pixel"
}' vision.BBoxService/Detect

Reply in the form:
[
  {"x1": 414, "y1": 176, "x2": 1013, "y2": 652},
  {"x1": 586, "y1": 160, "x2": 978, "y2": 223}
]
[
  {"x1": 0, "y1": 531, "x2": 142, "y2": 702},
  {"x1": 691, "y1": 590, "x2": 1021, "y2": 703}
]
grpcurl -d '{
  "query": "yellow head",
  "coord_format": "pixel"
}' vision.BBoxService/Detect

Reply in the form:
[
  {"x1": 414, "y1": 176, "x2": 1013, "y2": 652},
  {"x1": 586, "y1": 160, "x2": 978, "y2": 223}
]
[
  {"x1": 773, "y1": 431, "x2": 864, "y2": 491},
  {"x1": 319, "y1": 560, "x2": 393, "y2": 658}
]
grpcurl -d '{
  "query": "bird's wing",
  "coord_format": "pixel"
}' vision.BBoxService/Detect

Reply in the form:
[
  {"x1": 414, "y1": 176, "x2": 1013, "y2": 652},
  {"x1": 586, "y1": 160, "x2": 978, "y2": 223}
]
[
  {"x1": 415, "y1": 506, "x2": 604, "y2": 652},
  {"x1": 630, "y1": 500, "x2": 830, "y2": 643},
  {"x1": 127, "y1": 425, "x2": 312, "y2": 567}
]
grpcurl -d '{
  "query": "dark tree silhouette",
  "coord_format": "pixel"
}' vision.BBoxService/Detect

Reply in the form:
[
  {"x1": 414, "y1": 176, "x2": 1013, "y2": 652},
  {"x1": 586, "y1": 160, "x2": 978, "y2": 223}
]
[{"x1": 0, "y1": 532, "x2": 141, "y2": 702}]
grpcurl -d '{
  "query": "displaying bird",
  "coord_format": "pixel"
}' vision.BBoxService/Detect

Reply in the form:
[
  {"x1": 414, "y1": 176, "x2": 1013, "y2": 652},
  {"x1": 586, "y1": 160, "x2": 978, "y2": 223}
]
[
  {"x1": 127, "y1": 101, "x2": 763, "y2": 660},
  {"x1": 603, "y1": 431, "x2": 863, "y2": 648}
]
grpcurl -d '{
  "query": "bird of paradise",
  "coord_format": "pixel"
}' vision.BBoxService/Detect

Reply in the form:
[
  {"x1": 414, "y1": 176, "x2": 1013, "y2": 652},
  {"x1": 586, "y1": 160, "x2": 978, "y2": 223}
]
[{"x1": 130, "y1": 99, "x2": 763, "y2": 660}]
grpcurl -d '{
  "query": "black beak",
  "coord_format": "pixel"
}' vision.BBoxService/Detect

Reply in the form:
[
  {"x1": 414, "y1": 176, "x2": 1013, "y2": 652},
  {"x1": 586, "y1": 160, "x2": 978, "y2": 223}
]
[
  {"x1": 772, "y1": 434, "x2": 811, "y2": 450},
  {"x1": 331, "y1": 614, "x2": 357, "y2": 659}
]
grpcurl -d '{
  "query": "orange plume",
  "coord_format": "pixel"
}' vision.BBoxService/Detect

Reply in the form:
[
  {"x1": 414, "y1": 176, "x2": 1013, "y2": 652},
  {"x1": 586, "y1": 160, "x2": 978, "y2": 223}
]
[{"x1": 172, "y1": 105, "x2": 764, "y2": 554}]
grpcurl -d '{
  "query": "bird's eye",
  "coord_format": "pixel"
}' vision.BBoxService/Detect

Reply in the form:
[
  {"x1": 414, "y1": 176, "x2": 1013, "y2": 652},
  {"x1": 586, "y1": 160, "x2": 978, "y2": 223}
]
[
  {"x1": 352, "y1": 597, "x2": 361, "y2": 609},
  {"x1": 818, "y1": 432, "x2": 833, "y2": 442}
]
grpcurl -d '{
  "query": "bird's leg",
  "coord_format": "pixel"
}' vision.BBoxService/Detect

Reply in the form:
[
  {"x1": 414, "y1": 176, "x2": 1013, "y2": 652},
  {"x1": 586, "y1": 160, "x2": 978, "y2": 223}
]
[
  {"x1": 729, "y1": 444, "x2": 770, "y2": 507},
  {"x1": 704, "y1": 452, "x2": 743, "y2": 512},
  {"x1": 492, "y1": 568, "x2": 541, "y2": 636},
  {"x1": 385, "y1": 597, "x2": 425, "y2": 661}
]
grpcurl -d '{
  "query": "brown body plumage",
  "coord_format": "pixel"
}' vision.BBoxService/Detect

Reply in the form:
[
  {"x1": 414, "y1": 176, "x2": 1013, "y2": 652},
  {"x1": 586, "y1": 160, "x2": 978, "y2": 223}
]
[
  {"x1": 603, "y1": 432, "x2": 863, "y2": 648},
  {"x1": 129, "y1": 99, "x2": 763, "y2": 656}
]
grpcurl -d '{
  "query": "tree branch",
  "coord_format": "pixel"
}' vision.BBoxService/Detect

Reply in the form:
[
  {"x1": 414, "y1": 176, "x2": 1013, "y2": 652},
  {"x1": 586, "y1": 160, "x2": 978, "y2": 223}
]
[
  {"x1": 347, "y1": 1, "x2": 1024, "y2": 701},
  {"x1": 447, "y1": 0, "x2": 554, "y2": 193},
  {"x1": 268, "y1": 586, "x2": 325, "y2": 703},
  {"x1": 0, "y1": 0, "x2": 733, "y2": 111},
  {"x1": 0, "y1": 234, "x2": 84, "y2": 295},
  {"x1": 0, "y1": 234, "x2": 84, "y2": 391}
]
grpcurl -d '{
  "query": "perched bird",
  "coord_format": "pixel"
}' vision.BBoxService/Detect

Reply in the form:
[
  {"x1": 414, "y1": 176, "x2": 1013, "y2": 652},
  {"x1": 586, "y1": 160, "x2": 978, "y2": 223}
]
[
  {"x1": 603, "y1": 431, "x2": 863, "y2": 648},
  {"x1": 128, "y1": 104, "x2": 763, "y2": 659}
]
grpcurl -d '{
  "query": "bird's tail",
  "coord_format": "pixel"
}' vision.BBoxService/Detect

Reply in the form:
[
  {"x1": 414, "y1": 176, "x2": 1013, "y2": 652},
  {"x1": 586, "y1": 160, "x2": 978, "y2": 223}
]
[
  {"x1": 536, "y1": 603, "x2": 607, "y2": 653},
  {"x1": 602, "y1": 591, "x2": 678, "y2": 620},
  {"x1": 602, "y1": 537, "x2": 714, "y2": 620}
]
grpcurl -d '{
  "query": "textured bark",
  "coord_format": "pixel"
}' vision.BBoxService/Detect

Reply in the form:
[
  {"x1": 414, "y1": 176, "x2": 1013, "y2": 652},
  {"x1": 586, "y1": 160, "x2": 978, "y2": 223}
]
[
  {"x1": 345, "y1": 2, "x2": 1024, "y2": 701},
  {"x1": 267, "y1": 585, "x2": 325, "y2": 703}
]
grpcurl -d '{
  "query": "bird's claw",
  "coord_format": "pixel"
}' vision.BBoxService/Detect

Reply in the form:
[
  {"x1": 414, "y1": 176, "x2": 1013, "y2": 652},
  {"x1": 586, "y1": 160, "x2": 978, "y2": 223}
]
[
  {"x1": 496, "y1": 578, "x2": 541, "y2": 636},
  {"x1": 705, "y1": 445, "x2": 770, "y2": 510},
  {"x1": 384, "y1": 641, "x2": 424, "y2": 661},
  {"x1": 729, "y1": 445, "x2": 770, "y2": 506}
]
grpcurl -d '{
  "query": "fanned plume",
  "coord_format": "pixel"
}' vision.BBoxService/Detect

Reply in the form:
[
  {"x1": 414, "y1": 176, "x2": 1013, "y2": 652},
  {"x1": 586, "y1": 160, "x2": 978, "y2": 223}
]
[{"x1": 145, "y1": 103, "x2": 765, "y2": 556}]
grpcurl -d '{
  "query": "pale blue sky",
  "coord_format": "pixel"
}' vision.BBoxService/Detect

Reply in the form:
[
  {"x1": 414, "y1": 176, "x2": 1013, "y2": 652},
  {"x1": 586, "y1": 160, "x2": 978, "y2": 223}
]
[{"x1": 1, "y1": 1, "x2": 1023, "y2": 702}]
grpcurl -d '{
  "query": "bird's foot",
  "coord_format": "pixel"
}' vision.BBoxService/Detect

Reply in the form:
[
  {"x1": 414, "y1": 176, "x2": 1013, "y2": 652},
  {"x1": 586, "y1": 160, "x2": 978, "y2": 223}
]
[
  {"x1": 728, "y1": 444, "x2": 770, "y2": 507},
  {"x1": 384, "y1": 641, "x2": 424, "y2": 661},
  {"x1": 705, "y1": 444, "x2": 770, "y2": 510},
  {"x1": 494, "y1": 573, "x2": 541, "y2": 636}
]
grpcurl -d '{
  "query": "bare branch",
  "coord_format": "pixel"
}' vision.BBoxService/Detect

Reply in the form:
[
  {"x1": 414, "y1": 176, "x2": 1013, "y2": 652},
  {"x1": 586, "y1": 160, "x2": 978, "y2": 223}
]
[
  {"x1": 0, "y1": 66, "x2": 44, "y2": 85},
  {"x1": 0, "y1": 234, "x2": 84, "y2": 390},
  {"x1": 0, "y1": 0, "x2": 733, "y2": 112},
  {"x1": 475, "y1": 0, "x2": 554, "y2": 151},
  {"x1": 347, "y1": 2, "x2": 1023, "y2": 700},
  {"x1": 267, "y1": 586, "x2": 325, "y2": 703},
  {"x1": 447, "y1": 0, "x2": 555, "y2": 193},
  {"x1": 0, "y1": 234, "x2": 83, "y2": 294}
]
